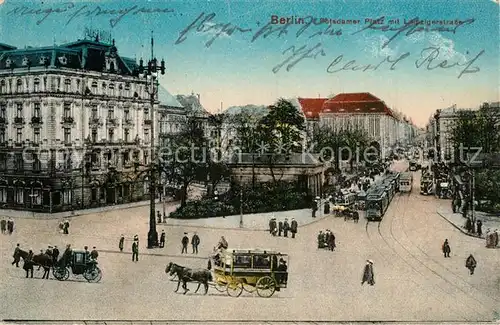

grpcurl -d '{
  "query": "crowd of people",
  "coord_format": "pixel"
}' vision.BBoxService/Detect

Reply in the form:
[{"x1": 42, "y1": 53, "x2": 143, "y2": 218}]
[
  {"x1": 268, "y1": 218, "x2": 298, "y2": 238},
  {"x1": 181, "y1": 232, "x2": 201, "y2": 254},
  {"x1": 317, "y1": 230, "x2": 336, "y2": 251},
  {"x1": 1, "y1": 217, "x2": 15, "y2": 234}
]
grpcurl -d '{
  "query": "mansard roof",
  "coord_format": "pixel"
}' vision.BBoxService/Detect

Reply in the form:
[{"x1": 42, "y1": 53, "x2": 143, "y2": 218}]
[{"x1": 0, "y1": 39, "x2": 139, "y2": 76}]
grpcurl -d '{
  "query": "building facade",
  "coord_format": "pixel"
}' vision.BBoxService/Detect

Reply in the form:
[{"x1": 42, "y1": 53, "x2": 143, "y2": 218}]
[
  {"x1": 0, "y1": 39, "x2": 182, "y2": 212},
  {"x1": 295, "y1": 93, "x2": 417, "y2": 156}
]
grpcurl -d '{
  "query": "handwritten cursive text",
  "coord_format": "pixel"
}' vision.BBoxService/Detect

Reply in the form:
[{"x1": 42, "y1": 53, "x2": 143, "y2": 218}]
[
  {"x1": 326, "y1": 52, "x2": 411, "y2": 73},
  {"x1": 415, "y1": 47, "x2": 485, "y2": 79},
  {"x1": 272, "y1": 43, "x2": 326, "y2": 73}
]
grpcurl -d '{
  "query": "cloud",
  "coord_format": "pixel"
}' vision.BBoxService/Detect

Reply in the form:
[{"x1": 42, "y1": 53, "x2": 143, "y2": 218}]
[{"x1": 363, "y1": 35, "x2": 399, "y2": 58}]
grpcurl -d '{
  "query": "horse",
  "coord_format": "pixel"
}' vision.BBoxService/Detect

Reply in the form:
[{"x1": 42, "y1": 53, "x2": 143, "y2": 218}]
[
  {"x1": 165, "y1": 262, "x2": 212, "y2": 295},
  {"x1": 13, "y1": 249, "x2": 53, "y2": 279}
]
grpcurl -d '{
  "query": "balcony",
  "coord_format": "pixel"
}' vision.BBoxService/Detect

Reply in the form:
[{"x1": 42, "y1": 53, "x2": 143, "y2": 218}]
[
  {"x1": 144, "y1": 119, "x2": 152, "y2": 125},
  {"x1": 124, "y1": 118, "x2": 134, "y2": 126},
  {"x1": 0, "y1": 117, "x2": 6, "y2": 124},
  {"x1": 62, "y1": 116, "x2": 74, "y2": 124},
  {"x1": 106, "y1": 118, "x2": 119, "y2": 127},
  {"x1": 89, "y1": 117, "x2": 102, "y2": 126},
  {"x1": 14, "y1": 117, "x2": 25, "y2": 124},
  {"x1": 31, "y1": 116, "x2": 43, "y2": 124}
]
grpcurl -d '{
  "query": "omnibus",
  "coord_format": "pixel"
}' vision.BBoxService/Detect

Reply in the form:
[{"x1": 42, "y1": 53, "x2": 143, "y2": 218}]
[{"x1": 399, "y1": 172, "x2": 413, "y2": 193}]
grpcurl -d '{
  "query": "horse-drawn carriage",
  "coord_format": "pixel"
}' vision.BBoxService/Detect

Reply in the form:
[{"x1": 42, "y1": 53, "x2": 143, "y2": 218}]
[
  {"x1": 211, "y1": 249, "x2": 288, "y2": 298},
  {"x1": 52, "y1": 250, "x2": 102, "y2": 282}
]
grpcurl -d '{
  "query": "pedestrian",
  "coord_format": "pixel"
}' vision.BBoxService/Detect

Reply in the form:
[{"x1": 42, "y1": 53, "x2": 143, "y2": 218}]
[
  {"x1": 476, "y1": 220, "x2": 482, "y2": 237},
  {"x1": 63, "y1": 219, "x2": 69, "y2": 234},
  {"x1": 270, "y1": 218, "x2": 277, "y2": 236},
  {"x1": 181, "y1": 232, "x2": 189, "y2": 254},
  {"x1": 160, "y1": 230, "x2": 166, "y2": 248},
  {"x1": 7, "y1": 217, "x2": 14, "y2": 234},
  {"x1": 290, "y1": 218, "x2": 298, "y2": 238},
  {"x1": 119, "y1": 234, "x2": 125, "y2": 252},
  {"x1": 278, "y1": 220, "x2": 283, "y2": 237},
  {"x1": 328, "y1": 230, "x2": 336, "y2": 251},
  {"x1": 268, "y1": 219, "x2": 274, "y2": 234},
  {"x1": 324, "y1": 200, "x2": 330, "y2": 214},
  {"x1": 45, "y1": 245, "x2": 53, "y2": 257},
  {"x1": 132, "y1": 240, "x2": 138, "y2": 262},
  {"x1": 283, "y1": 218, "x2": 290, "y2": 238},
  {"x1": 494, "y1": 229, "x2": 499, "y2": 247},
  {"x1": 58, "y1": 220, "x2": 64, "y2": 233},
  {"x1": 23, "y1": 249, "x2": 34, "y2": 278},
  {"x1": 157, "y1": 211, "x2": 162, "y2": 224},
  {"x1": 90, "y1": 246, "x2": 98, "y2": 260},
  {"x1": 61, "y1": 244, "x2": 72, "y2": 266},
  {"x1": 133, "y1": 234, "x2": 139, "y2": 242},
  {"x1": 52, "y1": 245, "x2": 60, "y2": 264},
  {"x1": 0, "y1": 218, "x2": 6, "y2": 234},
  {"x1": 317, "y1": 231, "x2": 324, "y2": 248},
  {"x1": 361, "y1": 260, "x2": 375, "y2": 286},
  {"x1": 465, "y1": 218, "x2": 472, "y2": 233},
  {"x1": 465, "y1": 254, "x2": 477, "y2": 275},
  {"x1": 12, "y1": 243, "x2": 21, "y2": 267},
  {"x1": 191, "y1": 232, "x2": 200, "y2": 254},
  {"x1": 442, "y1": 239, "x2": 451, "y2": 258}
]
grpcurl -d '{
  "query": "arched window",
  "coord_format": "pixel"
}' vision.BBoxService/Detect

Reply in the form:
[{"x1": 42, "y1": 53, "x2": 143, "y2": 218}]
[
  {"x1": 34, "y1": 78, "x2": 40, "y2": 92},
  {"x1": 109, "y1": 83, "x2": 115, "y2": 96},
  {"x1": 16, "y1": 79, "x2": 22, "y2": 93},
  {"x1": 0, "y1": 80, "x2": 5, "y2": 93},
  {"x1": 91, "y1": 81, "x2": 98, "y2": 91}
]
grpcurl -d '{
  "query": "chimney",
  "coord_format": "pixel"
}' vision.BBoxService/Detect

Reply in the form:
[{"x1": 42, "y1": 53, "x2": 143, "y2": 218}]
[{"x1": 197, "y1": 93, "x2": 200, "y2": 101}]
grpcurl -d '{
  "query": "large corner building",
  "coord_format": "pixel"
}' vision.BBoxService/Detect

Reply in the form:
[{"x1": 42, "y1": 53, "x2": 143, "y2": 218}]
[{"x1": 0, "y1": 39, "x2": 185, "y2": 213}]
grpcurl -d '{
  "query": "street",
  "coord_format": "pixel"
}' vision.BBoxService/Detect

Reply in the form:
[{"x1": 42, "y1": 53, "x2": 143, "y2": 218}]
[{"x1": 1, "y1": 165, "x2": 499, "y2": 322}]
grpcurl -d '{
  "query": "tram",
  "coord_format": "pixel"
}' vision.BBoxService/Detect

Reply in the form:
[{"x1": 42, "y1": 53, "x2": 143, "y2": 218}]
[
  {"x1": 365, "y1": 189, "x2": 389, "y2": 221},
  {"x1": 399, "y1": 172, "x2": 413, "y2": 193}
]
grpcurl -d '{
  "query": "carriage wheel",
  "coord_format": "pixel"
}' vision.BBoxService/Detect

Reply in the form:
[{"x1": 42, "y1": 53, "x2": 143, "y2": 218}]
[
  {"x1": 62, "y1": 268, "x2": 70, "y2": 280},
  {"x1": 215, "y1": 280, "x2": 227, "y2": 292},
  {"x1": 52, "y1": 267, "x2": 67, "y2": 281},
  {"x1": 256, "y1": 276, "x2": 276, "y2": 298},
  {"x1": 242, "y1": 281, "x2": 256, "y2": 293},
  {"x1": 84, "y1": 267, "x2": 102, "y2": 283},
  {"x1": 226, "y1": 281, "x2": 243, "y2": 297}
]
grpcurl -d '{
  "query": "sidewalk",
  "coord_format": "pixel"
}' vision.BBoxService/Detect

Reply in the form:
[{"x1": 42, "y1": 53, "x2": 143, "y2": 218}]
[{"x1": 436, "y1": 208, "x2": 500, "y2": 239}]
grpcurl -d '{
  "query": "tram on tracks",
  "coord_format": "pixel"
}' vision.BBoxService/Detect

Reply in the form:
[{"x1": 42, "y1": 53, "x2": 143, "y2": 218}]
[{"x1": 399, "y1": 172, "x2": 413, "y2": 193}]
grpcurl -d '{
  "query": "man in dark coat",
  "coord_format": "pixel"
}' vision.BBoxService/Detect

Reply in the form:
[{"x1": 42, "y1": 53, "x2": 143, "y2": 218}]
[
  {"x1": 328, "y1": 231, "x2": 336, "y2": 251},
  {"x1": 157, "y1": 211, "x2": 162, "y2": 224},
  {"x1": 61, "y1": 244, "x2": 73, "y2": 266},
  {"x1": 191, "y1": 232, "x2": 200, "y2": 254},
  {"x1": 268, "y1": 219, "x2": 274, "y2": 234},
  {"x1": 465, "y1": 254, "x2": 477, "y2": 275},
  {"x1": 12, "y1": 243, "x2": 21, "y2": 267},
  {"x1": 324, "y1": 201, "x2": 330, "y2": 214},
  {"x1": 270, "y1": 218, "x2": 277, "y2": 236},
  {"x1": 90, "y1": 247, "x2": 98, "y2": 260},
  {"x1": 119, "y1": 235, "x2": 125, "y2": 252},
  {"x1": 476, "y1": 220, "x2": 483, "y2": 237},
  {"x1": 0, "y1": 218, "x2": 6, "y2": 234},
  {"x1": 23, "y1": 249, "x2": 34, "y2": 278},
  {"x1": 283, "y1": 219, "x2": 290, "y2": 238},
  {"x1": 63, "y1": 219, "x2": 69, "y2": 234},
  {"x1": 7, "y1": 218, "x2": 14, "y2": 234},
  {"x1": 181, "y1": 233, "x2": 189, "y2": 254},
  {"x1": 442, "y1": 239, "x2": 451, "y2": 258},
  {"x1": 160, "y1": 230, "x2": 166, "y2": 248},
  {"x1": 290, "y1": 218, "x2": 298, "y2": 238},
  {"x1": 52, "y1": 246, "x2": 60, "y2": 264},
  {"x1": 83, "y1": 246, "x2": 90, "y2": 261},
  {"x1": 361, "y1": 260, "x2": 375, "y2": 285},
  {"x1": 278, "y1": 221, "x2": 283, "y2": 237},
  {"x1": 132, "y1": 241, "x2": 138, "y2": 262},
  {"x1": 465, "y1": 218, "x2": 472, "y2": 233}
]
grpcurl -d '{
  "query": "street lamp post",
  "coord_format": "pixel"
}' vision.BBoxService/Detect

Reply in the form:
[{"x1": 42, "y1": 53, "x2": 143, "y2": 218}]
[{"x1": 138, "y1": 32, "x2": 166, "y2": 248}]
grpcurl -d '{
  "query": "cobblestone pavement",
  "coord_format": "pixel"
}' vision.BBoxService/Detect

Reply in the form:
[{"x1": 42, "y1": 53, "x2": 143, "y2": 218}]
[{"x1": 1, "y1": 161, "x2": 499, "y2": 322}]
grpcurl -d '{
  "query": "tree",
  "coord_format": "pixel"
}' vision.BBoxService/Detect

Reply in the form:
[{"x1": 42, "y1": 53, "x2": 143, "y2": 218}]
[
  {"x1": 161, "y1": 116, "x2": 207, "y2": 207},
  {"x1": 256, "y1": 98, "x2": 305, "y2": 182}
]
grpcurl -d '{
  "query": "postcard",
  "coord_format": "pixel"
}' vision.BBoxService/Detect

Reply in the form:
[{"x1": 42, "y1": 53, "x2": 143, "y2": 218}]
[{"x1": 0, "y1": 0, "x2": 499, "y2": 324}]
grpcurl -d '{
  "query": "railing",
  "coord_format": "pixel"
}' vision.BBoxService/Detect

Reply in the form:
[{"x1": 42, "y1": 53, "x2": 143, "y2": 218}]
[
  {"x1": 144, "y1": 119, "x2": 152, "y2": 125},
  {"x1": 106, "y1": 118, "x2": 119, "y2": 126},
  {"x1": 31, "y1": 116, "x2": 42, "y2": 124},
  {"x1": 14, "y1": 117, "x2": 24, "y2": 124},
  {"x1": 62, "y1": 116, "x2": 74, "y2": 124},
  {"x1": 89, "y1": 117, "x2": 101, "y2": 125}
]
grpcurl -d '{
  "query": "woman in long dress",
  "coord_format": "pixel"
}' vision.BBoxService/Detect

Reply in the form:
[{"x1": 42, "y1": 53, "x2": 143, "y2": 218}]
[{"x1": 361, "y1": 260, "x2": 375, "y2": 286}]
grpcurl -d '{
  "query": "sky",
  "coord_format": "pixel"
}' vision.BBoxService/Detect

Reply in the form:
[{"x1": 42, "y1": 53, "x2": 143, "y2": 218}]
[{"x1": 0, "y1": 0, "x2": 499, "y2": 127}]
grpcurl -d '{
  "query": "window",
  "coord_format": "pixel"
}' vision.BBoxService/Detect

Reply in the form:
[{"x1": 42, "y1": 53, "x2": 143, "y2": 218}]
[
  {"x1": 0, "y1": 80, "x2": 5, "y2": 93},
  {"x1": 91, "y1": 128, "x2": 97, "y2": 142},
  {"x1": 63, "y1": 103, "x2": 71, "y2": 118},
  {"x1": 252, "y1": 255, "x2": 271, "y2": 268},
  {"x1": 122, "y1": 150, "x2": 130, "y2": 164},
  {"x1": 16, "y1": 103, "x2": 23, "y2": 118},
  {"x1": 109, "y1": 83, "x2": 115, "y2": 96},
  {"x1": 16, "y1": 128, "x2": 22, "y2": 143},
  {"x1": 107, "y1": 107, "x2": 114, "y2": 119},
  {"x1": 34, "y1": 78, "x2": 40, "y2": 92},
  {"x1": 0, "y1": 104, "x2": 5, "y2": 119},
  {"x1": 32, "y1": 153, "x2": 41, "y2": 171},
  {"x1": 0, "y1": 128, "x2": 5, "y2": 143},
  {"x1": 33, "y1": 103, "x2": 41, "y2": 117},
  {"x1": 64, "y1": 79, "x2": 71, "y2": 92},
  {"x1": 0, "y1": 153, "x2": 6, "y2": 170},
  {"x1": 31, "y1": 189, "x2": 42, "y2": 205},
  {"x1": 15, "y1": 188, "x2": 24, "y2": 204},
  {"x1": 143, "y1": 151, "x2": 149, "y2": 165},
  {"x1": 108, "y1": 129, "x2": 114, "y2": 142},
  {"x1": 124, "y1": 129, "x2": 130, "y2": 142},
  {"x1": 124, "y1": 83, "x2": 130, "y2": 97},
  {"x1": 0, "y1": 187, "x2": 7, "y2": 203},
  {"x1": 124, "y1": 109, "x2": 130, "y2": 120},
  {"x1": 91, "y1": 105, "x2": 98, "y2": 119},
  {"x1": 102, "y1": 82, "x2": 106, "y2": 94},
  {"x1": 64, "y1": 128, "x2": 71, "y2": 143},
  {"x1": 62, "y1": 189, "x2": 72, "y2": 205},
  {"x1": 92, "y1": 81, "x2": 98, "y2": 92},
  {"x1": 144, "y1": 107, "x2": 149, "y2": 116},
  {"x1": 144, "y1": 129, "x2": 149, "y2": 143},
  {"x1": 33, "y1": 128, "x2": 40, "y2": 143},
  {"x1": 16, "y1": 79, "x2": 22, "y2": 92},
  {"x1": 15, "y1": 154, "x2": 23, "y2": 170}
]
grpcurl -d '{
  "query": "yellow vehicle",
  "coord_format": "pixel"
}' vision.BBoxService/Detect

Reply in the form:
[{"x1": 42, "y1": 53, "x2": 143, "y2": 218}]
[{"x1": 211, "y1": 249, "x2": 288, "y2": 298}]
